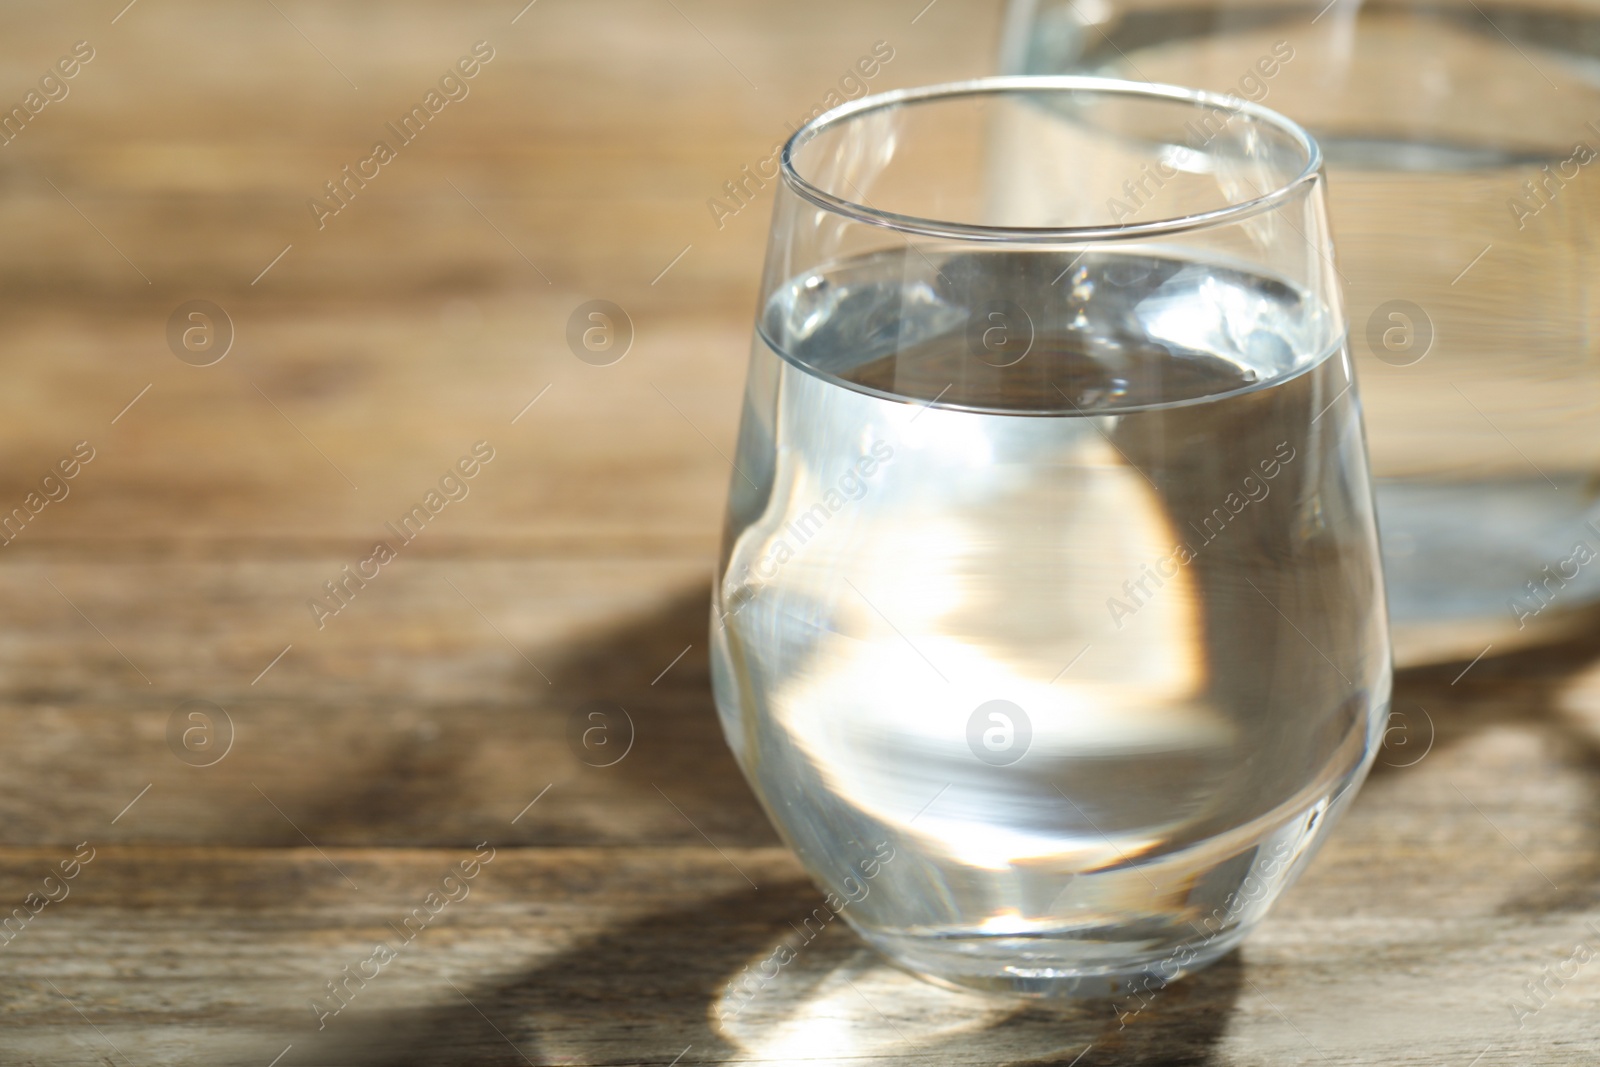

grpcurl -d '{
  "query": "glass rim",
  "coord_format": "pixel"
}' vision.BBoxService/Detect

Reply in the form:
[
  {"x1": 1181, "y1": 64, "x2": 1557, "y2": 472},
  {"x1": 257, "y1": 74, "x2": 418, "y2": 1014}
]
[{"x1": 779, "y1": 75, "x2": 1324, "y2": 243}]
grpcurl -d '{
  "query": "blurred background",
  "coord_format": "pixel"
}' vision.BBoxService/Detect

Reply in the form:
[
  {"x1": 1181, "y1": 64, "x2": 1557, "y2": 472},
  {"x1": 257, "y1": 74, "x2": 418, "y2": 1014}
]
[{"x1": 3, "y1": 0, "x2": 1599, "y2": 1063}]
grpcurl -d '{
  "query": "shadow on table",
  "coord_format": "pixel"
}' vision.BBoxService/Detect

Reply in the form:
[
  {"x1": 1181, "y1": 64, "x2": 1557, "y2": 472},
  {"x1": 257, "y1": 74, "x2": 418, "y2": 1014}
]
[
  {"x1": 1375, "y1": 602, "x2": 1600, "y2": 916},
  {"x1": 313, "y1": 877, "x2": 1245, "y2": 1067},
  {"x1": 300, "y1": 582, "x2": 1266, "y2": 1065},
  {"x1": 305, "y1": 592, "x2": 1600, "y2": 1065},
  {"x1": 251, "y1": 583, "x2": 780, "y2": 849}
]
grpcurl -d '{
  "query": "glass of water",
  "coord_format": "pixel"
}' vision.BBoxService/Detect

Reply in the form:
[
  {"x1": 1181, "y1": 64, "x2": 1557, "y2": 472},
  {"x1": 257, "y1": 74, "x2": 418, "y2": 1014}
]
[{"x1": 710, "y1": 78, "x2": 1391, "y2": 996}]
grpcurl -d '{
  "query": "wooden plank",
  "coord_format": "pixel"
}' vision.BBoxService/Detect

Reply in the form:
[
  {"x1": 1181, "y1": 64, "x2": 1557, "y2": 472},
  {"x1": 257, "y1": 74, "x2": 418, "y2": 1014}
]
[
  {"x1": 0, "y1": 0, "x2": 989, "y2": 553},
  {"x1": 0, "y1": 558, "x2": 787, "y2": 847},
  {"x1": 1, "y1": 555, "x2": 1595, "y2": 851},
  {"x1": 1, "y1": 826, "x2": 1598, "y2": 1066}
]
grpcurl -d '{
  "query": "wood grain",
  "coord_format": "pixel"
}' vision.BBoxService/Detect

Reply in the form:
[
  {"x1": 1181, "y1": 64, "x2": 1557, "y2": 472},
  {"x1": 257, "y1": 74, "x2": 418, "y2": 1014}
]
[{"x1": 1, "y1": 0, "x2": 1599, "y2": 1062}]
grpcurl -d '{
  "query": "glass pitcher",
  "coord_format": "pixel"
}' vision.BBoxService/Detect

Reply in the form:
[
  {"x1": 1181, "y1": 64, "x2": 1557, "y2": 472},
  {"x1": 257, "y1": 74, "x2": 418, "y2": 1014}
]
[{"x1": 1002, "y1": 0, "x2": 1600, "y2": 665}]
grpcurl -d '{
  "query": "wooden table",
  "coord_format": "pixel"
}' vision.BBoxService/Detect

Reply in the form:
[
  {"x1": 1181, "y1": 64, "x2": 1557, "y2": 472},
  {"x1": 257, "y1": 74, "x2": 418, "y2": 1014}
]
[{"x1": 3, "y1": 0, "x2": 1599, "y2": 1062}]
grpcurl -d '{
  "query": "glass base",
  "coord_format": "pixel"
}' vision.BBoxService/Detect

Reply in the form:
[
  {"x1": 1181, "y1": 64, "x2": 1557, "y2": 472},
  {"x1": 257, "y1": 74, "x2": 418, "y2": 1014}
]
[
  {"x1": 856, "y1": 923, "x2": 1251, "y2": 998},
  {"x1": 814, "y1": 772, "x2": 1372, "y2": 1001}
]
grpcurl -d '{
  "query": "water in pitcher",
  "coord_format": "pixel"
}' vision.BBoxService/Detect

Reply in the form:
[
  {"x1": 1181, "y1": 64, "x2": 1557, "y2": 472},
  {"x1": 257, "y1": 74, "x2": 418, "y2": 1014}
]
[
  {"x1": 711, "y1": 247, "x2": 1389, "y2": 991},
  {"x1": 1004, "y1": 0, "x2": 1600, "y2": 663}
]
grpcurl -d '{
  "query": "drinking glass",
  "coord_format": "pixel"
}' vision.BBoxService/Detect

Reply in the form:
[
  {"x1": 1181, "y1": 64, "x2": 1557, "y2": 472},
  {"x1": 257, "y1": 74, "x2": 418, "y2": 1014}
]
[
  {"x1": 709, "y1": 77, "x2": 1391, "y2": 996},
  {"x1": 1002, "y1": 0, "x2": 1600, "y2": 665}
]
